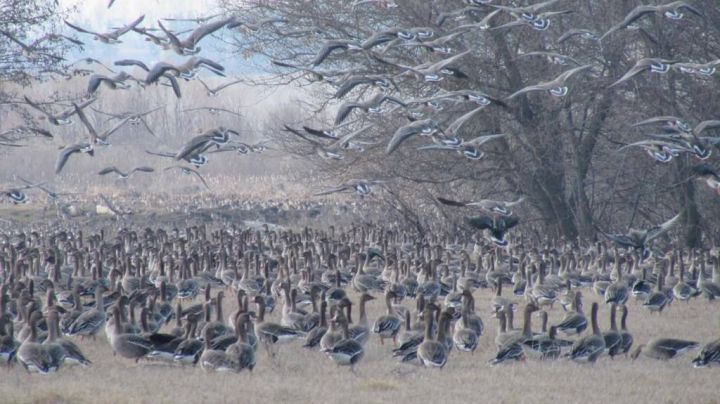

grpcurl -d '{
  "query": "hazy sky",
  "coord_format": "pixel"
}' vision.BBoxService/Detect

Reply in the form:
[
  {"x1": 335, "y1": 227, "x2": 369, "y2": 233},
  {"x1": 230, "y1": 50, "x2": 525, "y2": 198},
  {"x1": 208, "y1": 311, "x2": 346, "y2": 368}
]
[{"x1": 57, "y1": 0, "x2": 254, "y2": 73}]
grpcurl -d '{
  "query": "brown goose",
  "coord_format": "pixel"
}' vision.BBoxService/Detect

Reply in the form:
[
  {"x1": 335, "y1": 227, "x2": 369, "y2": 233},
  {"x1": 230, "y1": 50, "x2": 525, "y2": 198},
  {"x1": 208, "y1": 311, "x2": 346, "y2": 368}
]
[
  {"x1": 567, "y1": 302, "x2": 605, "y2": 363},
  {"x1": 323, "y1": 312, "x2": 365, "y2": 371},
  {"x1": 17, "y1": 311, "x2": 52, "y2": 373},
  {"x1": 67, "y1": 286, "x2": 107, "y2": 340},
  {"x1": 631, "y1": 338, "x2": 699, "y2": 360},
  {"x1": 373, "y1": 290, "x2": 402, "y2": 346},
  {"x1": 417, "y1": 305, "x2": 449, "y2": 368},
  {"x1": 253, "y1": 295, "x2": 299, "y2": 356},
  {"x1": 108, "y1": 306, "x2": 153, "y2": 362}
]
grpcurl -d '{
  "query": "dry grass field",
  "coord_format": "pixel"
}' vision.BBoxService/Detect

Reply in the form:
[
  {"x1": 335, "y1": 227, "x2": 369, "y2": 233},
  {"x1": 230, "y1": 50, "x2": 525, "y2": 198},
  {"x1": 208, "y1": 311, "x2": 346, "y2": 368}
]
[{"x1": 0, "y1": 288, "x2": 717, "y2": 404}]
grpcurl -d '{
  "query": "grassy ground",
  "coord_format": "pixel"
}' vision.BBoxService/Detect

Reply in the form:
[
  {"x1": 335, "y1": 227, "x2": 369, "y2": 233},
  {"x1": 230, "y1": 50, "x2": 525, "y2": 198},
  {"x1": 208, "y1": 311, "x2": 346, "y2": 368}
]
[{"x1": 0, "y1": 289, "x2": 717, "y2": 404}]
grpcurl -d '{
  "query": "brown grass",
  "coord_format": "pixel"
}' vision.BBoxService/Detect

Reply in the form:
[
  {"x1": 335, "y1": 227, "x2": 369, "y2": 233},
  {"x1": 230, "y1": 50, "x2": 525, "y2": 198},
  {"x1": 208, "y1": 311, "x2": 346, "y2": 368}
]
[{"x1": 0, "y1": 289, "x2": 717, "y2": 404}]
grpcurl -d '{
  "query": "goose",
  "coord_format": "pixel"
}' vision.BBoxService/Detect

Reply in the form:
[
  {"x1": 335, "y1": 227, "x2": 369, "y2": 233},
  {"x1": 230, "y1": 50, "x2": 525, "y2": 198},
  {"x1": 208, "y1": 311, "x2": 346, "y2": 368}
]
[
  {"x1": 567, "y1": 302, "x2": 606, "y2": 363},
  {"x1": 492, "y1": 0, "x2": 562, "y2": 22},
  {"x1": 598, "y1": 213, "x2": 682, "y2": 260},
  {"x1": 334, "y1": 93, "x2": 406, "y2": 125},
  {"x1": 609, "y1": 58, "x2": 677, "y2": 88},
  {"x1": 507, "y1": 64, "x2": 593, "y2": 99},
  {"x1": 308, "y1": 39, "x2": 362, "y2": 67},
  {"x1": 333, "y1": 75, "x2": 395, "y2": 99},
  {"x1": 372, "y1": 290, "x2": 402, "y2": 346},
  {"x1": 453, "y1": 300, "x2": 479, "y2": 354},
  {"x1": 64, "y1": 15, "x2": 145, "y2": 44},
  {"x1": 523, "y1": 325, "x2": 568, "y2": 360},
  {"x1": 417, "y1": 133, "x2": 507, "y2": 160},
  {"x1": 605, "y1": 258, "x2": 630, "y2": 306},
  {"x1": 373, "y1": 50, "x2": 472, "y2": 82},
  {"x1": 555, "y1": 290, "x2": 587, "y2": 335},
  {"x1": 314, "y1": 180, "x2": 385, "y2": 197},
  {"x1": 173, "y1": 321, "x2": 204, "y2": 365},
  {"x1": 618, "y1": 139, "x2": 692, "y2": 163},
  {"x1": 520, "y1": 51, "x2": 582, "y2": 66},
  {"x1": 42, "y1": 318, "x2": 65, "y2": 372},
  {"x1": 632, "y1": 338, "x2": 699, "y2": 360},
  {"x1": 66, "y1": 286, "x2": 106, "y2": 339},
  {"x1": 197, "y1": 77, "x2": 245, "y2": 97},
  {"x1": 164, "y1": 166, "x2": 210, "y2": 190},
  {"x1": 490, "y1": 279, "x2": 515, "y2": 313},
  {"x1": 145, "y1": 57, "x2": 225, "y2": 83},
  {"x1": 174, "y1": 127, "x2": 236, "y2": 161},
  {"x1": 157, "y1": 17, "x2": 233, "y2": 55},
  {"x1": 17, "y1": 311, "x2": 52, "y2": 373},
  {"x1": 199, "y1": 324, "x2": 238, "y2": 372},
  {"x1": 675, "y1": 60, "x2": 720, "y2": 76},
  {"x1": 602, "y1": 304, "x2": 622, "y2": 359},
  {"x1": 86, "y1": 72, "x2": 138, "y2": 94},
  {"x1": 0, "y1": 30, "x2": 67, "y2": 61},
  {"x1": 558, "y1": 29, "x2": 599, "y2": 43},
  {"x1": 342, "y1": 294, "x2": 374, "y2": 344},
  {"x1": 304, "y1": 300, "x2": 328, "y2": 349},
  {"x1": 601, "y1": 2, "x2": 704, "y2": 41},
  {"x1": 619, "y1": 306, "x2": 634, "y2": 357},
  {"x1": 98, "y1": 166, "x2": 154, "y2": 179},
  {"x1": 323, "y1": 311, "x2": 365, "y2": 369},
  {"x1": 491, "y1": 10, "x2": 571, "y2": 31},
  {"x1": 417, "y1": 306, "x2": 449, "y2": 368},
  {"x1": 74, "y1": 102, "x2": 131, "y2": 145},
  {"x1": 0, "y1": 319, "x2": 19, "y2": 366},
  {"x1": 46, "y1": 309, "x2": 90, "y2": 367},
  {"x1": 201, "y1": 292, "x2": 233, "y2": 341},
  {"x1": 633, "y1": 116, "x2": 720, "y2": 136},
  {"x1": 693, "y1": 338, "x2": 720, "y2": 367},
  {"x1": 692, "y1": 164, "x2": 720, "y2": 195},
  {"x1": 22, "y1": 96, "x2": 95, "y2": 126},
  {"x1": 226, "y1": 313, "x2": 256, "y2": 372},
  {"x1": 644, "y1": 269, "x2": 669, "y2": 313},
  {"x1": 466, "y1": 215, "x2": 520, "y2": 247},
  {"x1": 55, "y1": 143, "x2": 94, "y2": 174},
  {"x1": 386, "y1": 119, "x2": 444, "y2": 155},
  {"x1": 253, "y1": 295, "x2": 299, "y2": 356}
]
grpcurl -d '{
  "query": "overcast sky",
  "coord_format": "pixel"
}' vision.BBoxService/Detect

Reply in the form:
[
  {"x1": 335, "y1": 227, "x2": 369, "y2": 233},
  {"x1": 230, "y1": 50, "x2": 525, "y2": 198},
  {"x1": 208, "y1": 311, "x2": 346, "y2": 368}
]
[{"x1": 57, "y1": 0, "x2": 253, "y2": 73}]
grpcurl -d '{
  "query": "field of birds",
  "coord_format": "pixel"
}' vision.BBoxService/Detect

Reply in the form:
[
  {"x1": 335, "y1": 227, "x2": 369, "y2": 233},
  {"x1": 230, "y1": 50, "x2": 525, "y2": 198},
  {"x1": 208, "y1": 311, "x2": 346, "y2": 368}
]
[{"x1": 1, "y1": 0, "x2": 720, "y2": 403}]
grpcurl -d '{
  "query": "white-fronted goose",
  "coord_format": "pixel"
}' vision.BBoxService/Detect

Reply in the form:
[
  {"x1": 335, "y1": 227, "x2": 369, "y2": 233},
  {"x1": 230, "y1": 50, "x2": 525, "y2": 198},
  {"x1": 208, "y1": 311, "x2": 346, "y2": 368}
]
[
  {"x1": 67, "y1": 286, "x2": 106, "y2": 339},
  {"x1": 373, "y1": 291, "x2": 402, "y2": 346},
  {"x1": 693, "y1": 338, "x2": 720, "y2": 367},
  {"x1": 109, "y1": 307, "x2": 153, "y2": 363},
  {"x1": 323, "y1": 313, "x2": 365, "y2": 371},
  {"x1": 619, "y1": 306, "x2": 633, "y2": 357},
  {"x1": 199, "y1": 324, "x2": 238, "y2": 373},
  {"x1": 253, "y1": 295, "x2": 299, "y2": 356},
  {"x1": 602, "y1": 304, "x2": 622, "y2": 359},
  {"x1": 632, "y1": 338, "x2": 699, "y2": 360},
  {"x1": 417, "y1": 306, "x2": 449, "y2": 368},
  {"x1": 555, "y1": 291, "x2": 587, "y2": 335},
  {"x1": 568, "y1": 302, "x2": 605, "y2": 363},
  {"x1": 17, "y1": 311, "x2": 52, "y2": 373}
]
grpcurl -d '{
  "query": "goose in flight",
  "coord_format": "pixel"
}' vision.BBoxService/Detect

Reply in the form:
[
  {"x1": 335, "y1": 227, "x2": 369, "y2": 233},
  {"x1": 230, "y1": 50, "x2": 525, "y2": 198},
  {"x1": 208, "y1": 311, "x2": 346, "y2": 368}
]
[
  {"x1": 437, "y1": 195, "x2": 525, "y2": 216},
  {"x1": 23, "y1": 96, "x2": 95, "y2": 126},
  {"x1": 609, "y1": 58, "x2": 676, "y2": 88},
  {"x1": 335, "y1": 93, "x2": 406, "y2": 125},
  {"x1": 164, "y1": 166, "x2": 210, "y2": 190},
  {"x1": 373, "y1": 50, "x2": 471, "y2": 82},
  {"x1": 507, "y1": 64, "x2": 593, "y2": 99},
  {"x1": 65, "y1": 15, "x2": 145, "y2": 44},
  {"x1": 74, "y1": 103, "x2": 131, "y2": 145},
  {"x1": 314, "y1": 180, "x2": 385, "y2": 197},
  {"x1": 674, "y1": 59, "x2": 720, "y2": 76},
  {"x1": 601, "y1": 2, "x2": 704, "y2": 41},
  {"x1": 597, "y1": 212, "x2": 682, "y2": 260},
  {"x1": 197, "y1": 78, "x2": 245, "y2": 97},
  {"x1": 467, "y1": 215, "x2": 520, "y2": 247},
  {"x1": 174, "y1": 127, "x2": 237, "y2": 161},
  {"x1": 386, "y1": 119, "x2": 444, "y2": 155},
  {"x1": 157, "y1": 17, "x2": 233, "y2": 55},
  {"x1": 417, "y1": 133, "x2": 506, "y2": 161},
  {"x1": 98, "y1": 166, "x2": 154, "y2": 179},
  {"x1": 520, "y1": 51, "x2": 582, "y2": 66},
  {"x1": 0, "y1": 30, "x2": 67, "y2": 61},
  {"x1": 55, "y1": 143, "x2": 94, "y2": 174},
  {"x1": 284, "y1": 124, "x2": 374, "y2": 160}
]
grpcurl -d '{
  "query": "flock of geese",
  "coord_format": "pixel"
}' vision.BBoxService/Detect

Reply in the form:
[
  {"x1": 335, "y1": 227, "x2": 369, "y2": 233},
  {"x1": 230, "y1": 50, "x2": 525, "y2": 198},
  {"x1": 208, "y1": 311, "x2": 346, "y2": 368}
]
[{"x1": 0, "y1": 223, "x2": 719, "y2": 375}]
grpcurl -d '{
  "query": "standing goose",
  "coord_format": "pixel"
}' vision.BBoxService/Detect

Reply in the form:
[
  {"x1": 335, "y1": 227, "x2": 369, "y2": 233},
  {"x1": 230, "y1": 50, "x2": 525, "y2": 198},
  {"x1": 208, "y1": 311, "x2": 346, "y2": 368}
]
[
  {"x1": 491, "y1": 303, "x2": 538, "y2": 364},
  {"x1": 108, "y1": 307, "x2": 153, "y2": 362},
  {"x1": 632, "y1": 338, "x2": 699, "y2": 360},
  {"x1": 554, "y1": 291, "x2": 587, "y2": 335},
  {"x1": 67, "y1": 286, "x2": 106, "y2": 340},
  {"x1": 602, "y1": 304, "x2": 622, "y2": 359},
  {"x1": 453, "y1": 299, "x2": 479, "y2": 354},
  {"x1": 323, "y1": 313, "x2": 365, "y2": 371},
  {"x1": 304, "y1": 300, "x2": 328, "y2": 349},
  {"x1": 199, "y1": 323, "x2": 237, "y2": 372},
  {"x1": 417, "y1": 306, "x2": 449, "y2": 368},
  {"x1": 567, "y1": 302, "x2": 606, "y2": 363},
  {"x1": 253, "y1": 295, "x2": 299, "y2": 356},
  {"x1": 17, "y1": 311, "x2": 52, "y2": 373},
  {"x1": 644, "y1": 269, "x2": 669, "y2": 313},
  {"x1": 343, "y1": 294, "x2": 374, "y2": 345},
  {"x1": 46, "y1": 309, "x2": 91, "y2": 367},
  {"x1": 226, "y1": 313, "x2": 255, "y2": 372},
  {"x1": 373, "y1": 290, "x2": 402, "y2": 346},
  {"x1": 619, "y1": 306, "x2": 634, "y2": 357}
]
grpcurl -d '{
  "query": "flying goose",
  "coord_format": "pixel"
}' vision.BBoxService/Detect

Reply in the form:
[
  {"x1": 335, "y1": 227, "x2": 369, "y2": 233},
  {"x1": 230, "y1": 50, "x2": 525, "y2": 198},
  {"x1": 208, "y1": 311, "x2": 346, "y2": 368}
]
[
  {"x1": 374, "y1": 50, "x2": 471, "y2": 82},
  {"x1": 492, "y1": 0, "x2": 561, "y2": 21},
  {"x1": 164, "y1": 166, "x2": 210, "y2": 190},
  {"x1": 98, "y1": 166, "x2": 154, "y2": 179},
  {"x1": 618, "y1": 139, "x2": 693, "y2": 163},
  {"x1": 520, "y1": 51, "x2": 582, "y2": 66},
  {"x1": 631, "y1": 338, "x2": 699, "y2": 360},
  {"x1": 0, "y1": 30, "x2": 68, "y2": 61},
  {"x1": 23, "y1": 96, "x2": 95, "y2": 126},
  {"x1": 197, "y1": 77, "x2": 245, "y2": 97},
  {"x1": 491, "y1": 10, "x2": 571, "y2": 31},
  {"x1": 386, "y1": 119, "x2": 444, "y2": 154},
  {"x1": 74, "y1": 103, "x2": 131, "y2": 145},
  {"x1": 335, "y1": 93, "x2": 407, "y2": 125},
  {"x1": 466, "y1": 215, "x2": 520, "y2": 247},
  {"x1": 285, "y1": 124, "x2": 375, "y2": 160},
  {"x1": 157, "y1": 18, "x2": 233, "y2": 55},
  {"x1": 309, "y1": 39, "x2": 363, "y2": 67},
  {"x1": 693, "y1": 338, "x2": 720, "y2": 367},
  {"x1": 692, "y1": 164, "x2": 720, "y2": 194},
  {"x1": 633, "y1": 116, "x2": 720, "y2": 136},
  {"x1": 435, "y1": 5, "x2": 488, "y2": 26},
  {"x1": 55, "y1": 143, "x2": 94, "y2": 174},
  {"x1": 64, "y1": 15, "x2": 145, "y2": 44},
  {"x1": 314, "y1": 179, "x2": 385, "y2": 197},
  {"x1": 334, "y1": 75, "x2": 396, "y2": 99},
  {"x1": 437, "y1": 195, "x2": 525, "y2": 216},
  {"x1": 174, "y1": 127, "x2": 235, "y2": 161},
  {"x1": 675, "y1": 59, "x2": 720, "y2": 76},
  {"x1": 558, "y1": 29, "x2": 599, "y2": 43},
  {"x1": 417, "y1": 132, "x2": 506, "y2": 161},
  {"x1": 609, "y1": 58, "x2": 677, "y2": 88},
  {"x1": 507, "y1": 64, "x2": 594, "y2": 99},
  {"x1": 601, "y1": 2, "x2": 704, "y2": 41},
  {"x1": 145, "y1": 57, "x2": 225, "y2": 83},
  {"x1": 87, "y1": 72, "x2": 137, "y2": 94},
  {"x1": 597, "y1": 212, "x2": 682, "y2": 260}
]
